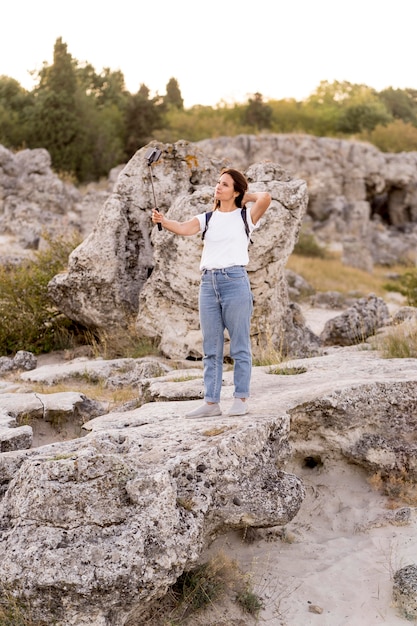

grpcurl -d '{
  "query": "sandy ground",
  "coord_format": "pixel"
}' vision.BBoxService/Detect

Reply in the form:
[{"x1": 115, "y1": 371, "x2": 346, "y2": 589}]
[
  {"x1": 202, "y1": 458, "x2": 417, "y2": 626},
  {"x1": 195, "y1": 305, "x2": 416, "y2": 626}
]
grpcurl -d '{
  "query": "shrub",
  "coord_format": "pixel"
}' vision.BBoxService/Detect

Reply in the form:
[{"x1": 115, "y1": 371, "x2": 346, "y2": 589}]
[
  {"x1": 385, "y1": 269, "x2": 417, "y2": 306},
  {"x1": 139, "y1": 552, "x2": 263, "y2": 625},
  {"x1": 293, "y1": 230, "x2": 327, "y2": 258},
  {"x1": 0, "y1": 232, "x2": 83, "y2": 355},
  {"x1": 172, "y1": 562, "x2": 224, "y2": 614},
  {"x1": 236, "y1": 587, "x2": 264, "y2": 616}
]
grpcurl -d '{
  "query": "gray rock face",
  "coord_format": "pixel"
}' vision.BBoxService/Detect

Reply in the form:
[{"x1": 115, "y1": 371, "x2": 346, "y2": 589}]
[
  {"x1": 393, "y1": 564, "x2": 417, "y2": 620},
  {"x1": 137, "y1": 158, "x2": 309, "y2": 360},
  {"x1": 48, "y1": 142, "x2": 312, "y2": 361},
  {"x1": 2, "y1": 136, "x2": 417, "y2": 271},
  {"x1": 319, "y1": 294, "x2": 390, "y2": 346},
  {"x1": 0, "y1": 145, "x2": 81, "y2": 254},
  {"x1": 48, "y1": 141, "x2": 226, "y2": 329},
  {"x1": 0, "y1": 409, "x2": 303, "y2": 626},
  {"x1": 0, "y1": 350, "x2": 37, "y2": 374},
  {"x1": 197, "y1": 134, "x2": 417, "y2": 269},
  {"x1": 0, "y1": 341, "x2": 416, "y2": 625},
  {"x1": 2, "y1": 136, "x2": 417, "y2": 359}
]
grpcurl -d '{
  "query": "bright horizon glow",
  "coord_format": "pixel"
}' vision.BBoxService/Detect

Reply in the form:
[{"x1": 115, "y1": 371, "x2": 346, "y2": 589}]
[{"x1": 2, "y1": 0, "x2": 415, "y2": 108}]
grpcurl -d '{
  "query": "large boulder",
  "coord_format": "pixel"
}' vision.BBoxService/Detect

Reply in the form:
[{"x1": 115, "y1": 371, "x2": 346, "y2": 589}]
[
  {"x1": 137, "y1": 158, "x2": 310, "y2": 360},
  {"x1": 48, "y1": 141, "x2": 226, "y2": 329},
  {"x1": 48, "y1": 141, "x2": 314, "y2": 360},
  {"x1": 319, "y1": 294, "x2": 390, "y2": 346},
  {"x1": 0, "y1": 145, "x2": 81, "y2": 253},
  {"x1": 0, "y1": 406, "x2": 303, "y2": 626}
]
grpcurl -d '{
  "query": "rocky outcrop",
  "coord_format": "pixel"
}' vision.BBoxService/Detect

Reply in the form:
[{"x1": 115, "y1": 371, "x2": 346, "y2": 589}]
[
  {"x1": 319, "y1": 293, "x2": 390, "y2": 346},
  {"x1": 0, "y1": 350, "x2": 37, "y2": 373},
  {"x1": 0, "y1": 144, "x2": 121, "y2": 263},
  {"x1": 0, "y1": 390, "x2": 105, "y2": 451},
  {"x1": 48, "y1": 142, "x2": 314, "y2": 361},
  {"x1": 1, "y1": 137, "x2": 417, "y2": 625},
  {"x1": 393, "y1": 565, "x2": 417, "y2": 620},
  {"x1": 197, "y1": 134, "x2": 417, "y2": 269},
  {"x1": 136, "y1": 157, "x2": 310, "y2": 360},
  {"x1": 0, "y1": 343, "x2": 416, "y2": 624},
  {"x1": 47, "y1": 141, "x2": 227, "y2": 330},
  {"x1": 2, "y1": 136, "x2": 417, "y2": 272},
  {"x1": 2, "y1": 137, "x2": 417, "y2": 359},
  {"x1": 0, "y1": 367, "x2": 304, "y2": 625},
  {"x1": 0, "y1": 145, "x2": 81, "y2": 256}
]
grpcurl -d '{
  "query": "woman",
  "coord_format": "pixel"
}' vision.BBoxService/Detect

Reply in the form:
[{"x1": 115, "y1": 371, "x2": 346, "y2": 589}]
[{"x1": 152, "y1": 168, "x2": 271, "y2": 418}]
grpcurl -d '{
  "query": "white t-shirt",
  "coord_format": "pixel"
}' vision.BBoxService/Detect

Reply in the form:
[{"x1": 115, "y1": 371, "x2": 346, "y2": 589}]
[{"x1": 196, "y1": 208, "x2": 258, "y2": 271}]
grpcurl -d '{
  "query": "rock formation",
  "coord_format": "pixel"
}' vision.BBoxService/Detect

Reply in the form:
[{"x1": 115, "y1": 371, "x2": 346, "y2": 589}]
[
  {"x1": 1, "y1": 137, "x2": 417, "y2": 625},
  {"x1": 0, "y1": 340, "x2": 416, "y2": 624},
  {"x1": 197, "y1": 134, "x2": 417, "y2": 270},
  {"x1": 2, "y1": 137, "x2": 417, "y2": 360},
  {"x1": 47, "y1": 141, "x2": 314, "y2": 361},
  {"x1": 0, "y1": 145, "x2": 81, "y2": 256}
]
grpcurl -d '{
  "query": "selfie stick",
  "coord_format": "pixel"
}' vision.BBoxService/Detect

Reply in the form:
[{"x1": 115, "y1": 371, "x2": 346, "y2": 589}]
[{"x1": 145, "y1": 147, "x2": 162, "y2": 231}]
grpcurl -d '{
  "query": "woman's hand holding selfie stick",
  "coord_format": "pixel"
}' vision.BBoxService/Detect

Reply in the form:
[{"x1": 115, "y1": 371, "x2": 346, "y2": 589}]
[{"x1": 145, "y1": 147, "x2": 162, "y2": 231}]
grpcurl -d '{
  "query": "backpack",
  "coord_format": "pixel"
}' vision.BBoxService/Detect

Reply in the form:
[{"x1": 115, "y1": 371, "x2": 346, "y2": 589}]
[{"x1": 201, "y1": 207, "x2": 253, "y2": 243}]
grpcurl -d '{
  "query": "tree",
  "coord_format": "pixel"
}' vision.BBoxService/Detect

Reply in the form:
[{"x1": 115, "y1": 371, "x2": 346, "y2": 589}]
[
  {"x1": 304, "y1": 80, "x2": 355, "y2": 135},
  {"x1": 164, "y1": 77, "x2": 183, "y2": 110},
  {"x1": 28, "y1": 38, "x2": 86, "y2": 176},
  {"x1": 336, "y1": 100, "x2": 392, "y2": 134},
  {"x1": 242, "y1": 92, "x2": 272, "y2": 130},
  {"x1": 365, "y1": 119, "x2": 417, "y2": 152},
  {"x1": 0, "y1": 76, "x2": 33, "y2": 147},
  {"x1": 124, "y1": 84, "x2": 165, "y2": 159},
  {"x1": 26, "y1": 39, "x2": 127, "y2": 181},
  {"x1": 378, "y1": 87, "x2": 417, "y2": 125},
  {"x1": 75, "y1": 64, "x2": 128, "y2": 177},
  {"x1": 268, "y1": 98, "x2": 310, "y2": 133},
  {"x1": 305, "y1": 80, "x2": 392, "y2": 136}
]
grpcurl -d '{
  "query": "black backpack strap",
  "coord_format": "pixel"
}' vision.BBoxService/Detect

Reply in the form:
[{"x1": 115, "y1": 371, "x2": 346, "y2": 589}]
[
  {"x1": 201, "y1": 211, "x2": 213, "y2": 240},
  {"x1": 241, "y1": 207, "x2": 253, "y2": 244},
  {"x1": 202, "y1": 208, "x2": 253, "y2": 244}
]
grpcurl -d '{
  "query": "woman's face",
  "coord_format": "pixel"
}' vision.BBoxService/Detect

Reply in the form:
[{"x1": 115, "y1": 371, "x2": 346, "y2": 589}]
[{"x1": 215, "y1": 173, "x2": 238, "y2": 203}]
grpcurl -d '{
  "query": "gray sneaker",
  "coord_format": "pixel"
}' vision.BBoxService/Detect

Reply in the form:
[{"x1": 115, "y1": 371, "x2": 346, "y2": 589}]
[
  {"x1": 228, "y1": 398, "x2": 249, "y2": 416},
  {"x1": 185, "y1": 403, "x2": 222, "y2": 418}
]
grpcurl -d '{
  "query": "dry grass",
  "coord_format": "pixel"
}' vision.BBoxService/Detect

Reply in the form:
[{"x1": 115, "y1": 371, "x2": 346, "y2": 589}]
[
  {"x1": 368, "y1": 469, "x2": 417, "y2": 507},
  {"x1": 286, "y1": 252, "x2": 410, "y2": 298},
  {"x1": 25, "y1": 380, "x2": 140, "y2": 411},
  {"x1": 83, "y1": 322, "x2": 161, "y2": 360},
  {"x1": 0, "y1": 586, "x2": 48, "y2": 626},
  {"x1": 135, "y1": 551, "x2": 263, "y2": 625},
  {"x1": 369, "y1": 319, "x2": 417, "y2": 358}
]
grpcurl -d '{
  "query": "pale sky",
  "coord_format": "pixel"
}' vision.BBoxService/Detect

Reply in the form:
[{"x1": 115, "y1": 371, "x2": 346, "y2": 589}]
[{"x1": 2, "y1": 0, "x2": 415, "y2": 108}]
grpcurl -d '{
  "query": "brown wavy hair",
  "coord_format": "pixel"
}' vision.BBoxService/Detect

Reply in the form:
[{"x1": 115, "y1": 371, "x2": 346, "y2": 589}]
[{"x1": 213, "y1": 168, "x2": 248, "y2": 210}]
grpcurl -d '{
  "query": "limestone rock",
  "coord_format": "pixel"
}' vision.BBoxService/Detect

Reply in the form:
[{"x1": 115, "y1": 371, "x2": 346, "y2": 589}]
[
  {"x1": 0, "y1": 344, "x2": 416, "y2": 624},
  {"x1": 393, "y1": 564, "x2": 417, "y2": 620},
  {"x1": 137, "y1": 157, "x2": 310, "y2": 360},
  {"x1": 0, "y1": 145, "x2": 81, "y2": 256},
  {"x1": 0, "y1": 425, "x2": 32, "y2": 452},
  {"x1": 48, "y1": 142, "x2": 314, "y2": 361},
  {"x1": 0, "y1": 416, "x2": 303, "y2": 626},
  {"x1": 319, "y1": 294, "x2": 390, "y2": 346},
  {"x1": 47, "y1": 141, "x2": 225, "y2": 329},
  {"x1": 198, "y1": 134, "x2": 417, "y2": 269}
]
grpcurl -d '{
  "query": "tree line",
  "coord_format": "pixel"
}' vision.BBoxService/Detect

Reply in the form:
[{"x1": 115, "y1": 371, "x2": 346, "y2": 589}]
[{"x1": 1, "y1": 37, "x2": 417, "y2": 184}]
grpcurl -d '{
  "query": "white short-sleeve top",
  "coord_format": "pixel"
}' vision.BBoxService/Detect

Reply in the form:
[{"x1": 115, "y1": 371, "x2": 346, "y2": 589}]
[{"x1": 196, "y1": 208, "x2": 259, "y2": 271}]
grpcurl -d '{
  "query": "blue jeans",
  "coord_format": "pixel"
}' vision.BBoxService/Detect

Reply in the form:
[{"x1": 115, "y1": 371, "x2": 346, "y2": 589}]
[{"x1": 199, "y1": 266, "x2": 254, "y2": 403}]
